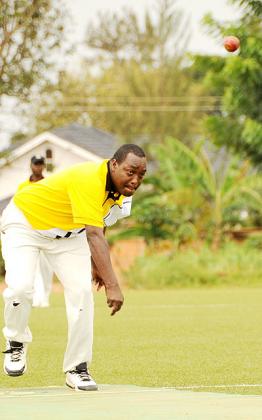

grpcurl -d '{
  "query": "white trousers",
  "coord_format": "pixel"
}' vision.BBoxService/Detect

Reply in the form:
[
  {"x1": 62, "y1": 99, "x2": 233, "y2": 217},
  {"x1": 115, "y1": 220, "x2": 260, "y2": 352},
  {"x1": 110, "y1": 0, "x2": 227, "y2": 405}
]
[
  {"x1": 1, "y1": 201, "x2": 94, "y2": 372},
  {"x1": 32, "y1": 251, "x2": 53, "y2": 307}
]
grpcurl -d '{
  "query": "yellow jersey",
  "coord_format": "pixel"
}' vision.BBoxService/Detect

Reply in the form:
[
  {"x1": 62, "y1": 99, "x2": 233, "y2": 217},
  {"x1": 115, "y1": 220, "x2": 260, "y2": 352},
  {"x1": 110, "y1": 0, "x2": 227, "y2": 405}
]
[
  {"x1": 17, "y1": 179, "x2": 32, "y2": 191},
  {"x1": 14, "y1": 160, "x2": 132, "y2": 231}
]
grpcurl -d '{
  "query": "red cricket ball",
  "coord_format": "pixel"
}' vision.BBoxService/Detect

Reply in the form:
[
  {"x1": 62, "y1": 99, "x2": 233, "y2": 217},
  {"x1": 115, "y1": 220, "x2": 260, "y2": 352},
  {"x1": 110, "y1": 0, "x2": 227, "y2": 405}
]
[{"x1": 223, "y1": 36, "x2": 240, "y2": 52}]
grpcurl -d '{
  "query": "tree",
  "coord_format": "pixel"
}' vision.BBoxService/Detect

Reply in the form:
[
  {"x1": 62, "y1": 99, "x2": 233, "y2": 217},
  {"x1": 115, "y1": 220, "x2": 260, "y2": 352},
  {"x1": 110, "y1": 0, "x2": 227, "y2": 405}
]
[
  {"x1": 0, "y1": 0, "x2": 68, "y2": 99},
  {"x1": 31, "y1": 0, "x2": 215, "y2": 147},
  {"x1": 31, "y1": 71, "x2": 94, "y2": 134},
  {"x1": 83, "y1": 0, "x2": 207, "y2": 146},
  {"x1": 229, "y1": 0, "x2": 262, "y2": 15},
  {"x1": 132, "y1": 137, "x2": 262, "y2": 248},
  {"x1": 81, "y1": 60, "x2": 210, "y2": 145},
  {"x1": 85, "y1": 0, "x2": 190, "y2": 67},
  {"x1": 31, "y1": 57, "x2": 213, "y2": 147},
  {"x1": 195, "y1": 0, "x2": 262, "y2": 167}
]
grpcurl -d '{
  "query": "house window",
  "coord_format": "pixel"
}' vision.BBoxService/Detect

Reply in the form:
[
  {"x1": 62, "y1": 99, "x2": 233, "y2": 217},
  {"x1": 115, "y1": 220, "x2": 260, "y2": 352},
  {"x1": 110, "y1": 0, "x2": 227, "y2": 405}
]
[{"x1": 45, "y1": 149, "x2": 54, "y2": 172}]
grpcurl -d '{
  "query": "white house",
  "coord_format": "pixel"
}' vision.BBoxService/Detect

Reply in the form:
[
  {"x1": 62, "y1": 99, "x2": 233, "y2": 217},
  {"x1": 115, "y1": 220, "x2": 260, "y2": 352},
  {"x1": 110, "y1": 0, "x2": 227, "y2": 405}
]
[{"x1": 0, "y1": 123, "x2": 118, "y2": 213}]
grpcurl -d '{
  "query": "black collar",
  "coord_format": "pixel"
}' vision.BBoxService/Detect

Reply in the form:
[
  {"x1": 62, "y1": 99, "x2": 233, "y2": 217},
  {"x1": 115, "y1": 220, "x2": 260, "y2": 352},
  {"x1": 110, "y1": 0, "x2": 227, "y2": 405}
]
[
  {"x1": 29, "y1": 175, "x2": 44, "y2": 182},
  {"x1": 106, "y1": 161, "x2": 120, "y2": 200}
]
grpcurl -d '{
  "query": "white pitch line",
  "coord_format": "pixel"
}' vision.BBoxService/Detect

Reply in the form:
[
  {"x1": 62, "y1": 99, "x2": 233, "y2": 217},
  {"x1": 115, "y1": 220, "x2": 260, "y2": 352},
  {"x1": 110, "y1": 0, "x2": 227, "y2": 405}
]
[
  {"x1": 175, "y1": 384, "x2": 262, "y2": 390},
  {"x1": 1, "y1": 384, "x2": 262, "y2": 399},
  {"x1": 0, "y1": 389, "x2": 166, "y2": 399}
]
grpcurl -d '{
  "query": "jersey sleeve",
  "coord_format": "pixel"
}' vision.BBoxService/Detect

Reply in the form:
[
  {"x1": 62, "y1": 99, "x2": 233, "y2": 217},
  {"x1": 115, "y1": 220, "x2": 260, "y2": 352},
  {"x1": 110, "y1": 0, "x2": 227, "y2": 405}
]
[
  {"x1": 67, "y1": 176, "x2": 105, "y2": 228},
  {"x1": 16, "y1": 180, "x2": 31, "y2": 192}
]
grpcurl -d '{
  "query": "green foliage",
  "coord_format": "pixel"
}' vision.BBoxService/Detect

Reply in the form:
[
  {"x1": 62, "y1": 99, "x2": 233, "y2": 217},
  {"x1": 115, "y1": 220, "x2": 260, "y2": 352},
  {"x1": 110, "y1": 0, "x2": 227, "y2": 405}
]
[
  {"x1": 244, "y1": 233, "x2": 262, "y2": 249},
  {"x1": 190, "y1": 55, "x2": 225, "y2": 89},
  {"x1": 85, "y1": 0, "x2": 190, "y2": 66},
  {"x1": 31, "y1": 0, "x2": 208, "y2": 145},
  {"x1": 198, "y1": 0, "x2": 262, "y2": 167},
  {"x1": 125, "y1": 242, "x2": 262, "y2": 288},
  {"x1": 131, "y1": 137, "x2": 262, "y2": 246},
  {"x1": 32, "y1": 72, "x2": 95, "y2": 134},
  {"x1": 130, "y1": 186, "x2": 204, "y2": 243},
  {"x1": 40, "y1": 60, "x2": 204, "y2": 145},
  {"x1": 204, "y1": 115, "x2": 243, "y2": 151},
  {"x1": 86, "y1": 61, "x2": 206, "y2": 145},
  {"x1": 241, "y1": 119, "x2": 262, "y2": 161},
  {"x1": 229, "y1": 0, "x2": 262, "y2": 15},
  {"x1": 0, "y1": 0, "x2": 68, "y2": 99},
  {"x1": 131, "y1": 192, "x2": 180, "y2": 240}
]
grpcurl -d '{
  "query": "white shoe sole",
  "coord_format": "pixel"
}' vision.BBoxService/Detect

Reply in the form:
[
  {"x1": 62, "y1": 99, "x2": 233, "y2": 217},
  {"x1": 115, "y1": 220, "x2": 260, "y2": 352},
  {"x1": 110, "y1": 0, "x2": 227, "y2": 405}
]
[
  {"x1": 4, "y1": 363, "x2": 27, "y2": 377},
  {"x1": 66, "y1": 380, "x2": 98, "y2": 391}
]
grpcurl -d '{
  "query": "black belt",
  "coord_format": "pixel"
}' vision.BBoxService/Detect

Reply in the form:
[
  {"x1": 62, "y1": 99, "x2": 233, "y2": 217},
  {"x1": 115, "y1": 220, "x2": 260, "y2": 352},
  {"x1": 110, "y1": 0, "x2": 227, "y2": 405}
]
[{"x1": 55, "y1": 228, "x2": 85, "y2": 239}]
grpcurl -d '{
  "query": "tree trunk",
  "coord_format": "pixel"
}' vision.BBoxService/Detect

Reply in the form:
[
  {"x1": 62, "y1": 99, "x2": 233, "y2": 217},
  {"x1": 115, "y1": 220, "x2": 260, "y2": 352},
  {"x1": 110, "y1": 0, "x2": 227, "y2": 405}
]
[{"x1": 211, "y1": 191, "x2": 222, "y2": 251}]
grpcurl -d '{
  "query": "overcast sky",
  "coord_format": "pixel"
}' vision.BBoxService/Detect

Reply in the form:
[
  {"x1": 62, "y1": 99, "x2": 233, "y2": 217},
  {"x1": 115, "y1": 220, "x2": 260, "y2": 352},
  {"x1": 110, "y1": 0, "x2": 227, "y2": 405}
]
[{"x1": 65, "y1": 0, "x2": 241, "y2": 55}]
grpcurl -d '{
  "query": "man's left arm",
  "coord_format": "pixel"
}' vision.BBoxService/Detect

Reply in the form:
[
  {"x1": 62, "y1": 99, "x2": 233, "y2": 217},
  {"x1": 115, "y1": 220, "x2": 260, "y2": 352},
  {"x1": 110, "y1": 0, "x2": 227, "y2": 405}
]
[{"x1": 91, "y1": 227, "x2": 106, "y2": 290}]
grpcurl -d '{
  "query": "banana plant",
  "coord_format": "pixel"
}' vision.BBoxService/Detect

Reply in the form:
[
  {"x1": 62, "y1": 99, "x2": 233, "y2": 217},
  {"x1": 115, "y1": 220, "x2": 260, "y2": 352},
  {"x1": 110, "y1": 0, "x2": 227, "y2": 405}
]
[{"x1": 150, "y1": 137, "x2": 262, "y2": 248}]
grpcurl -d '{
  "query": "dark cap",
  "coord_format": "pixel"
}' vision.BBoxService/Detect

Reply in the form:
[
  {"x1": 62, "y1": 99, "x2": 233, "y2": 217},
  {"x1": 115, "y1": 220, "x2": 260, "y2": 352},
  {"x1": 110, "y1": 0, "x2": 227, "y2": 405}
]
[{"x1": 31, "y1": 155, "x2": 45, "y2": 165}]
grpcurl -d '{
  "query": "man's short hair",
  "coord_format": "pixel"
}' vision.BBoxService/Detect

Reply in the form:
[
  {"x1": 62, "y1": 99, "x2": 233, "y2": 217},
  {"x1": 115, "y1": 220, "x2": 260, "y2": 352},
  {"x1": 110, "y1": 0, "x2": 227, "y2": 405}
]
[{"x1": 112, "y1": 144, "x2": 146, "y2": 164}]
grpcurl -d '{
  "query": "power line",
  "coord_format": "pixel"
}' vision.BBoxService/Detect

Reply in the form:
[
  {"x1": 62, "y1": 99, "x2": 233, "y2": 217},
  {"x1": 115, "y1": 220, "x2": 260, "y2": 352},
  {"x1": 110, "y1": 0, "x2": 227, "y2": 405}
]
[
  {"x1": 37, "y1": 105, "x2": 221, "y2": 112},
  {"x1": 0, "y1": 96, "x2": 222, "y2": 115},
  {"x1": 1, "y1": 105, "x2": 221, "y2": 113},
  {"x1": 59, "y1": 96, "x2": 222, "y2": 103}
]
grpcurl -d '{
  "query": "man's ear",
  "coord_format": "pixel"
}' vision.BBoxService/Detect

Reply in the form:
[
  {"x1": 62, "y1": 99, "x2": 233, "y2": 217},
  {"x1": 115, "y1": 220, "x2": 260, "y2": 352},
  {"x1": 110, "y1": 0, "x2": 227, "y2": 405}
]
[{"x1": 110, "y1": 159, "x2": 118, "y2": 171}]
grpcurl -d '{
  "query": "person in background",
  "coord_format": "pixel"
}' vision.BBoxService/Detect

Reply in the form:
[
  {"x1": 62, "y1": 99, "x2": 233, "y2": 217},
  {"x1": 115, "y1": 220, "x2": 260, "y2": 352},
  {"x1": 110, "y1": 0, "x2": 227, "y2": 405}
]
[
  {"x1": 17, "y1": 155, "x2": 46, "y2": 188},
  {"x1": 17, "y1": 155, "x2": 53, "y2": 307}
]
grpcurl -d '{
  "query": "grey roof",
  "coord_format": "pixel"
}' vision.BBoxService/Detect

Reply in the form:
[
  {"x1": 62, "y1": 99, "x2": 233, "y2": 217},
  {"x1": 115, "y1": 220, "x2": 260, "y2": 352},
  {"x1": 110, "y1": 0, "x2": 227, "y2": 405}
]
[
  {"x1": 1, "y1": 123, "x2": 118, "y2": 159},
  {"x1": 52, "y1": 123, "x2": 118, "y2": 158}
]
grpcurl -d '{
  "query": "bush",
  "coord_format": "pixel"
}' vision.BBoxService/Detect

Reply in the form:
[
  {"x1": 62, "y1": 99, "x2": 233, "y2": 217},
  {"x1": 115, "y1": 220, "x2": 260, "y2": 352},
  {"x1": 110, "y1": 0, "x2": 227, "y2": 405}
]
[
  {"x1": 244, "y1": 233, "x2": 262, "y2": 250},
  {"x1": 124, "y1": 242, "x2": 262, "y2": 288}
]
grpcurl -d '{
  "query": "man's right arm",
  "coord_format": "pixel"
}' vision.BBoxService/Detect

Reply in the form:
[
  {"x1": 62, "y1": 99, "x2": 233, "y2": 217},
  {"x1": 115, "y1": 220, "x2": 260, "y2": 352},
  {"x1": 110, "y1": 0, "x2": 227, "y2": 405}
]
[{"x1": 85, "y1": 225, "x2": 124, "y2": 316}]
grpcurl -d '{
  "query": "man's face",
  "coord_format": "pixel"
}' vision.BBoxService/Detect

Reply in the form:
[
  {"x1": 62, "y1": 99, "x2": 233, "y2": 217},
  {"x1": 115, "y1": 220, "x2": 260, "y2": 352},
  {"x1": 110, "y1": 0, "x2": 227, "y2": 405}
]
[
  {"x1": 31, "y1": 163, "x2": 45, "y2": 176},
  {"x1": 110, "y1": 153, "x2": 147, "y2": 196}
]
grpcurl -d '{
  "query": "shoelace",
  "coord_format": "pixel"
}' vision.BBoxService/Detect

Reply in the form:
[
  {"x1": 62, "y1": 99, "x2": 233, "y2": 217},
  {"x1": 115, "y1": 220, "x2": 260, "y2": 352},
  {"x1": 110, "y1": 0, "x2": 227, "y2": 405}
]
[
  {"x1": 72, "y1": 369, "x2": 91, "y2": 381},
  {"x1": 3, "y1": 347, "x2": 24, "y2": 362}
]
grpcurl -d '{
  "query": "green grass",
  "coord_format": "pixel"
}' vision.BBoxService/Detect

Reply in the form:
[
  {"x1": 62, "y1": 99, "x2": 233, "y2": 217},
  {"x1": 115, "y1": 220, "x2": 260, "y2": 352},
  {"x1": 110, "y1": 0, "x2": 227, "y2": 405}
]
[
  {"x1": 1, "y1": 288, "x2": 262, "y2": 395},
  {"x1": 125, "y1": 242, "x2": 262, "y2": 288}
]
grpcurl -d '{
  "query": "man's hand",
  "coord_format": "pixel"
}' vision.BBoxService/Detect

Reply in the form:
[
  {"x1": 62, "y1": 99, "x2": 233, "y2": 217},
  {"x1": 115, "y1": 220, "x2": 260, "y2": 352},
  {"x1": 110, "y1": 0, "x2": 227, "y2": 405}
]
[
  {"x1": 105, "y1": 284, "x2": 124, "y2": 316},
  {"x1": 85, "y1": 225, "x2": 124, "y2": 316}
]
